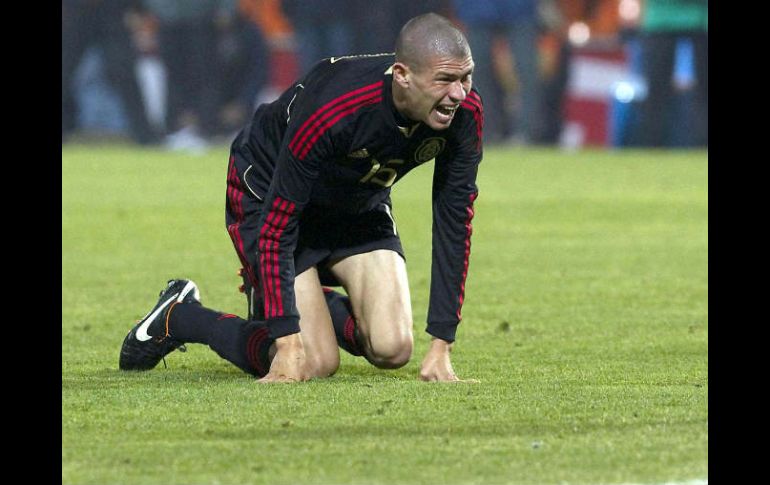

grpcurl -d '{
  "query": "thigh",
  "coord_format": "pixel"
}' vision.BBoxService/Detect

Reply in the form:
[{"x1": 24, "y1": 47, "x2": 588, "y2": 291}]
[
  {"x1": 294, "y1": 267, "x2": 340, "y2": 377},
  {"x1": 328, "y1": 250, "x2": 413, "y2": 346}
]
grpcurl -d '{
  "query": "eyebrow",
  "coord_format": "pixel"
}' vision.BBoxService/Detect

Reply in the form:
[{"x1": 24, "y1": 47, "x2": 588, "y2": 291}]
[{"x1": 436, "y1": 67, "x2": 474, "y2": 78}]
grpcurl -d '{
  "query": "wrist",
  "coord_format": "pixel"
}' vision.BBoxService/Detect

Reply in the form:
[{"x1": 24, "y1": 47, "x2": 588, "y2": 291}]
[
  {"x1": 425, "y1": 321, "x2": 457, "y2": 343},
  {"x1": 275, "y1": 333, "x2": 303, "y2": 349},
  {"x1": 429, "y1": 337, "x2": 453, "y2": 352},
  {"x1": 266, "y1": 316, "x2": 301, "y2": 339}
]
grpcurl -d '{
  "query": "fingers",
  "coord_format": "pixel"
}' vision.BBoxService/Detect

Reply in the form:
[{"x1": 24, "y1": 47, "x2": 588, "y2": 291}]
[
  {"x1": 419, "y1": 373, "x2": 458, "y2": 382},
  {"x1": 257, "y1": 360, "x2": 308, "y2": 383},
  {"x1": 418, "y1": 363, "x2": 459, "y2": 382},
  {"x1": 257, "y1": 366, "x2": 310, "y2": 383},
  {"x1": 419, "y1": 360, "x2": 478, "y2": 383},
  {"x1": 257, "y1": 373, "x2": 304, "y2": 383}
]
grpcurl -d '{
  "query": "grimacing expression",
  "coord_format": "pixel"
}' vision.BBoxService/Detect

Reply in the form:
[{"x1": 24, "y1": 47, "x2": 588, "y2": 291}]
[{"x1": 405, "y1": 55, "x2": 474, "y2": 131}]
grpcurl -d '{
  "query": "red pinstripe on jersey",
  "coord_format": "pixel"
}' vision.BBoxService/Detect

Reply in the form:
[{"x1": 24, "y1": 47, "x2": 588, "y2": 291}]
[
  {"x1": 258, "y1": 196, "x2": 296, "y2": 318},
  {"x1": 226, "y1": 156, "x2": 260, "y2": 290},
  {"x1": 289, "y1": 81, "x2": 383, "y2": 160},
  {"x1": 258, "y1": 204, "x2": 279, "y2": 316},
  {"x1": 227, "y1": 158, "x2": 244, "y2": 222},
  {"x1": 299, "y1": 94, "x2": 382, "y2": 160},
  {"x1": 456, "y1": 191, "x2": 478, "y2": 321},
  {"x1": 461, "y1": 91, "x2": 483, "y2": 151}
]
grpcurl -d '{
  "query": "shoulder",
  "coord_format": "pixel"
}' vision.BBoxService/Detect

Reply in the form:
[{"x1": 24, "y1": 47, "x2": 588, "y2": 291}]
[
  {"x1": 459, "y1": 87, "x2": 483, "y2": 122},
  {"x1": 287, "y1": 54, "x2": 394, "y2": 160},
  {"x1": 448, "y1": 87, "x2": 483, "y2": 150},
  {"x1": 290, "y1": 54, "x2": 394, "y2": 130},
  {"x1": 298, "y1": 53, "x2": 395, "y2": 106}
]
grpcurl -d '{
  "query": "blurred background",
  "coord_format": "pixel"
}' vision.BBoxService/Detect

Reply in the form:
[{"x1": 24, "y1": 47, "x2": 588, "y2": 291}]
[{"x1": 61, "y1": 0, "x2": 707, "y2": 151}]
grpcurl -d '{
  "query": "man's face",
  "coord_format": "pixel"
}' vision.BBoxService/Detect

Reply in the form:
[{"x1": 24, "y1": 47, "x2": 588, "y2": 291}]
[{"x1": 401, "y1": 54, "x2": 474, "y2": 130}]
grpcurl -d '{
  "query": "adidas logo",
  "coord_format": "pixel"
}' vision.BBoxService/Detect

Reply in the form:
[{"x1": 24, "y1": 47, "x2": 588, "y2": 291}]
[{"x1": 348, "y1": 148, "x2": 370, "y2": 158}]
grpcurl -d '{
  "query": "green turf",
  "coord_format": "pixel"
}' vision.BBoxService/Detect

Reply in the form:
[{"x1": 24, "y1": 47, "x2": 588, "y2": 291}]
[{"x1": 62, "y1": 143, "x2": 708, "y2": 485}]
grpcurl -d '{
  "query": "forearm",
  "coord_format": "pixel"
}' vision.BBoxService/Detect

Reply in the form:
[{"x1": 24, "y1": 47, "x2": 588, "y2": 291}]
[
  {"x1": 427, "y1": 190, "x2": 478, "y2": 343},
  {"x1": 427, "y1": 337, "x2": 453, "y2": 352},
  {"x1": 257, "y1": 195, "x2": 301, "y2": 339}
]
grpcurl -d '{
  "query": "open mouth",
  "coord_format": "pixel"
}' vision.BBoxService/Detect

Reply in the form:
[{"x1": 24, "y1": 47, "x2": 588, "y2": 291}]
[{"x1": 434, "y1": 104, "x2": 458, "y2": 123}]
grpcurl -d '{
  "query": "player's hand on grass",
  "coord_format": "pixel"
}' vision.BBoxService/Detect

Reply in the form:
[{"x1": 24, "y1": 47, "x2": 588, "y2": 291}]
[
  {"x1": 258, "y1": 333, "x2": 309, "y2": 383},
  {"x1": 419, "y1": 338, "x2": 478, "y2": 383}
]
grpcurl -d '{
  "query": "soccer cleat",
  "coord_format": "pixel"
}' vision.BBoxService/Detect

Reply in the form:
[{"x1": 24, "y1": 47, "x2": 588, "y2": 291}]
[{"x1": 119, "y1": 279, "x2": 201, "y2": 371}]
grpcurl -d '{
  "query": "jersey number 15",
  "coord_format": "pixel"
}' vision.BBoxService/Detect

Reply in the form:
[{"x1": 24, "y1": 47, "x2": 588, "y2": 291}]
[{"x1": 359, "y1": 158, "x2": 404, "y2": 187}]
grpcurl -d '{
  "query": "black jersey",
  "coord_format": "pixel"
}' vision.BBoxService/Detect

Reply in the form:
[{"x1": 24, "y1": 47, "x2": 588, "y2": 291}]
[{"x1": 231, "y1": 53, "x2": 483, "y2": 342}]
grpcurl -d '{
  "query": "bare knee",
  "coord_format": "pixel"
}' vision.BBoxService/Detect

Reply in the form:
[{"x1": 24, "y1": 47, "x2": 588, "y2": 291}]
[{"x1": 366, "y1": 330, "x2": 413, "y2": 369}]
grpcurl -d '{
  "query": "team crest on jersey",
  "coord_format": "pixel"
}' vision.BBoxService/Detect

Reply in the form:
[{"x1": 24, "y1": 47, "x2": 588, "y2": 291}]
[{"x1": 414, "y1": 137, "x2": 446, "y2": 164}]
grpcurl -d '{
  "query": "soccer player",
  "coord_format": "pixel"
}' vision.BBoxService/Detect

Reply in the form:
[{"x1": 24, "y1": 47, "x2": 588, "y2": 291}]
[{"x1": 119, "y1": 12, "x2": 483, "y2": 382}]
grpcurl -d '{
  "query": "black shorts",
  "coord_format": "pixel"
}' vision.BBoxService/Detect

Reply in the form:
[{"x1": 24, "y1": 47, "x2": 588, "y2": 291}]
[
  {"x1": 293, "y1": 202, "x2": 404, "y2": 285},
  {"x1": 225, "y1": 153, "x2": 404, "y2": 291}
]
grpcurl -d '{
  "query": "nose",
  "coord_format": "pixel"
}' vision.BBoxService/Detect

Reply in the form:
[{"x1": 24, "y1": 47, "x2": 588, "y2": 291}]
[{"x1": 448, "y1": 80, "x2": 467, "y2": 103}]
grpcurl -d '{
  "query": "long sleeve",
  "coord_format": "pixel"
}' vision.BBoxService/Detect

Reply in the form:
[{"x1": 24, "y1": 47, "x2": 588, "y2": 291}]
[
  {"x1": 426, "y1": 90, "x2": 483, "y2": 343},
  {"x1": 254, "y1": 87, "x2": 338, "y2": 339}
]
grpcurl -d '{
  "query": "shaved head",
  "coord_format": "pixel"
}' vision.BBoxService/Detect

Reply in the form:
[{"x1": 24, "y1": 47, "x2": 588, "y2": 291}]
[
  {"x1": 395, "y1": 13, "x2": 471, "y2": 72},
  {"x1": 391, "y1": 13, "x2": 474, "y2": 130}
]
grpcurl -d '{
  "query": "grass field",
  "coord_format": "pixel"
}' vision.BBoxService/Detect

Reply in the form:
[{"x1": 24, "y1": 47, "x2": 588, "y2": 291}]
[{"x1": 62, "y1": 143, "x2": 708, "y2": 485}]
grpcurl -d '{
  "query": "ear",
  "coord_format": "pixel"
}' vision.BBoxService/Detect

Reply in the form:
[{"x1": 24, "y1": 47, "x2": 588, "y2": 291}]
[{"x1": 392, "y1": 62, "x2": 410, "y2": 88}]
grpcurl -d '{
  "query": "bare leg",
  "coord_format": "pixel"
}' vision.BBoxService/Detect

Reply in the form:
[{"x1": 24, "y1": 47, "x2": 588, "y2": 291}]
[{"x1": 328, "y1": 250, "x2": 413, "y2": 368}]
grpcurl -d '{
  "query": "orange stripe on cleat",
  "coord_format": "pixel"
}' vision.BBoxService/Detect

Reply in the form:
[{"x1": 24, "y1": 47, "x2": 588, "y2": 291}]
[{"x1": 165, "y1": 301, "x2": 180, "y2": 338}]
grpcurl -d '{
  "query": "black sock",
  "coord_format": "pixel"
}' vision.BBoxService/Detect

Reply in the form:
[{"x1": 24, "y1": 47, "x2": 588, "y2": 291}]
[
  {"x1": 167, "y1": 302, "x2": 273, "y2": 377},
  {"x1": 322, "y1": 288, "x2": 364, "y2": 356}
]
